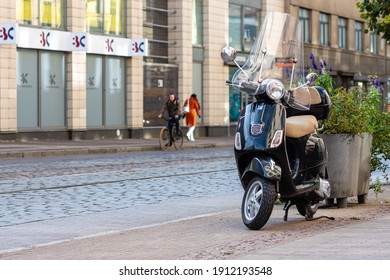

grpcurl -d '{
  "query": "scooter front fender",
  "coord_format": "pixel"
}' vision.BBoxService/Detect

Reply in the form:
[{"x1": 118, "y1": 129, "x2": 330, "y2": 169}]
[{"x1": 241, "y1": 157, "x2": 282, "y2": 186}]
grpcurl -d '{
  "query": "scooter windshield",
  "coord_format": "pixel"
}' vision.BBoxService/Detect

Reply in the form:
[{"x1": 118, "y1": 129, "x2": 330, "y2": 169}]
[{"x1": 231, "y1": 12, "x2": 310, "y2": 110}]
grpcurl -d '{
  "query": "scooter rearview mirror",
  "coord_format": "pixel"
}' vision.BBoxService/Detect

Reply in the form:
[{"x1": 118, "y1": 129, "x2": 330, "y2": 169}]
[
  {"x1": 220, "y1": 46, "x2": 237, "y2": 63},
  {"x1": 306, "y1": 72, "x2": 318, "y2": 86},
  {"x1": 221, "y1": 46, "x2": 249, "y2": 79}
]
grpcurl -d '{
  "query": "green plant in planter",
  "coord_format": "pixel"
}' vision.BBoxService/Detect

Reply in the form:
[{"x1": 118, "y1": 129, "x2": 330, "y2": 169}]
[
  {"x1": 308, "y1": 54, "x2": 390, "y2": 173},
  {"x1": 322, "y1": 87, "x2": 368, "y2": 135},
  {"x1": 322, "y1": 83, "x2": 390, "y2": 174},
  {"x1": 363, "y1": 82, "x2": 390, "y2": 173}
]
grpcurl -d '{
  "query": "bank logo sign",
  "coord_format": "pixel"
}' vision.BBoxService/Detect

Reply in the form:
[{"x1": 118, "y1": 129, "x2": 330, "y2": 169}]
[
  {"x1": 0, "y1": 23, "x2": 16, "y2": 44},
  {"x1": 17, "y1": 27, "x2": 88, "y2": 51},
  {"x1": 87, "y1": 35, "x2": 148, "y2": 57},
  {"x1": 2, "y1": 23, "x2": 148, "y2": 57}
]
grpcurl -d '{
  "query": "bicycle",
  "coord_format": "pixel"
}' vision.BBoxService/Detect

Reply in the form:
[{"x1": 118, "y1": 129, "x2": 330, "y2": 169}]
[{"x1": 158, "y1": 116, "x2": 184, "y2": 151}]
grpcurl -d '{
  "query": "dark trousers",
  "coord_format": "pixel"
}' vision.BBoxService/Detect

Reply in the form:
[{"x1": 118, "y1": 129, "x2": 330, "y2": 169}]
[{"x1": 168, "y1": 117, "x2": 180, "y2": 142}]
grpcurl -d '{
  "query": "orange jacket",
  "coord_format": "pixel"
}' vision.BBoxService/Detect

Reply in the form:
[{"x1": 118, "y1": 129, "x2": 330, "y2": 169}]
[{"x1": 184, "y1": 97, "x2": 201, "y2": 126}]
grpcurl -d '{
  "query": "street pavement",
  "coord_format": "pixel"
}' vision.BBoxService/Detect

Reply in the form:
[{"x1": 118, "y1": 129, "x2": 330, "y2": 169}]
[{"x1": 0, "y1": 136, "x2": 389, "y2": 260}]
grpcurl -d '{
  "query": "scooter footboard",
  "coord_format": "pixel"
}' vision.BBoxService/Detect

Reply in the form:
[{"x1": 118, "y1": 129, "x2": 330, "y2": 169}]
[{"x1": 241, "y1": 157, "x2": 282, "y2": 184}]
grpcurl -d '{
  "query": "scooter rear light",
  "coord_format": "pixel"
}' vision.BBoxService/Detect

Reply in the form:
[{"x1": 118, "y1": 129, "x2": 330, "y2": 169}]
[
  {"x1": 270, "y1": 130, "x2": 283, "y2": 148},
  {"x1": 235, "y1": 132, "x2": 242, "y2": 150}
]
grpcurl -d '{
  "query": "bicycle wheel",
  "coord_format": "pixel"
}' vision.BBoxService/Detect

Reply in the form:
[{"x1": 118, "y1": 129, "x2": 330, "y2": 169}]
[
  {"x1": 173, "y1": 127, "x2": 184, "y2": 150},
  {"x1": 159, "y1": 127, "x2": 171, "y2": 151}
]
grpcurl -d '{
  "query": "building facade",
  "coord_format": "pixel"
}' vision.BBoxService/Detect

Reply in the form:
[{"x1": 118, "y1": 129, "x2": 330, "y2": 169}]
[{"x1": 0, "y1": 0, "x2": 389, "y2": 141}]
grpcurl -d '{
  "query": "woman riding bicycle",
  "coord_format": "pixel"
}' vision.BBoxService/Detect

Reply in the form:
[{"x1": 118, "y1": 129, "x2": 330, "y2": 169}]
[{"x1": 158, "y1": 92, "x2": 182, "y2": 147}]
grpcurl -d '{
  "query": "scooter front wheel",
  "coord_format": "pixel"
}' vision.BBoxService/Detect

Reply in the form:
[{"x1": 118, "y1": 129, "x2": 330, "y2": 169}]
[{"x1": 241, "y1": 177, "x2": 276, "y2": 230}]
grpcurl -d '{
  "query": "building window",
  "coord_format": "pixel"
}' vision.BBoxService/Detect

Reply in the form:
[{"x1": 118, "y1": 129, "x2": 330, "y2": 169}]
[
  {"x1": 243, "y1": 7, "x2": 260, "y2": 52},
  {"x1": 320, "y1": 13, "x2": 329, "y2": 46},
  {"x1": 86, "y1": 0, "x2": 125, "y2": 36},
  {"x1": 86, "y1": 55, "x2": 126, "y2": 127},
  {"x1": 229, "y1": 3, "x2": 260, "y2": 52},
  {"x1": 355, "y1": 21, "x2": 363, "y2": 52},
  {"x1": 143, "y1": 0, "x2": 179, "y2": 127},
  {"x1": 143, "y1": 0, "x2": 170, "y2": 64},
  {"x1": 338, "y1": 17, "x2": 347, "y2": 49},
  {"x1": 192, "y1": 0, "x2": 202, "y2": 46},
  {"x1": 299, "y1": 8, "x2": 310, "y2": 43},
  {"x1": 17, "y1": 49, "x2": 66, "y2": 129},
  {"x1": 16, "y1": 0, "x2": 65, "y2": 29},
  {"x1": 370, "y1": 32, "x2": 378, "y2": 54},
  {"x1": 229, "y1": 4, "x2": 242, "y2": 51}
]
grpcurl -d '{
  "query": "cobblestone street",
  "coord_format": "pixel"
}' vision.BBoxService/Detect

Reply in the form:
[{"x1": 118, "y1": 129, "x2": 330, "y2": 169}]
[{"x1": 0, "y1": 148, "x2": 242, "y2": 251}]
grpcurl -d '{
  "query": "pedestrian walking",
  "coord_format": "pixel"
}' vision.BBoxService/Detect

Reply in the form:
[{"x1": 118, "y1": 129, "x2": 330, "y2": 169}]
[{"x1": 183, "y1": 93, "x2": 201, "y2": 141}]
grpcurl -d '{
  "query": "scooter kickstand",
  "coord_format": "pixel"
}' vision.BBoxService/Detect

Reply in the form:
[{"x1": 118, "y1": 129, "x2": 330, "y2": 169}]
[{"x1": 283, "y1": 201, "x2": 294, "y2": 221}]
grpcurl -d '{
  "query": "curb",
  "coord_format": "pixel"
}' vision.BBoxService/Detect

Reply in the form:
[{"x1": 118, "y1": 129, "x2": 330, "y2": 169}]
[{"x1": 0, "y1": 142, "x2": 233, "y2": 159}]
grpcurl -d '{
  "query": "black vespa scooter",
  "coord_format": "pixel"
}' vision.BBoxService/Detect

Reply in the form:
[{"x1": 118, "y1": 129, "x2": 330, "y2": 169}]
[{"x1": 221, "y1": 12, "x2": 332, "y2": 230}]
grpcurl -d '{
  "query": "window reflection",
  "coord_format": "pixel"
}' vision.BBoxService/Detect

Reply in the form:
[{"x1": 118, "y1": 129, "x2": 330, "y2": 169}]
[
  {"x1": 86, "y1": 0, "x2": 123, "y2": 36},
  {"x1": 243, "y1": 7, "x2": 260, "y2": 52},
  {"x1": 229, "y1": 4, "x2": 242, "y2": 51},
  {"x1": 192, "y1": 0, "x2": 202, "y2": 46},
  {"x1": 229, "y1": 4, "x2": 260, "y2": 52},
  {"x1": 41, "y1": 0, "x2": 62, "y2": 28},
  {"x1": 16, "y1": 0, "x2": 64, "y2": 29}
]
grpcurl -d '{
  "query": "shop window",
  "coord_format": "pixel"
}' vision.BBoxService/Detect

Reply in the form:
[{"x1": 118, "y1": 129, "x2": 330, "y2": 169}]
[
  {"x1": 143, "y1": 64, "x2": 178, "y2": 127},
  {"x1": 17, "y1": 49, "x2": 66, "y2": 129},
  {"x1": 86, "y1": 55, "x2": 125, "y2": 127},
  {"x1": 87, "y1": 55, "x2": 104, "y2": 127},
  {"x1": 16, "y1": 0, "x2": 65, "y2": 29},
  {"x1": 105, "y1": 57, "x2": 125, "y2": 126}
]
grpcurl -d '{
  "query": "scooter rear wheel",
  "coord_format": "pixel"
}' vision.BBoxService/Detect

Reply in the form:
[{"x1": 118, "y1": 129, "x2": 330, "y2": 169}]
[
  {"x1": 241, "y1": 177, "x2": 276, "y2": 230},
  {"x1": 296, "y1": 203, "x2": 318, "y2": 219}
]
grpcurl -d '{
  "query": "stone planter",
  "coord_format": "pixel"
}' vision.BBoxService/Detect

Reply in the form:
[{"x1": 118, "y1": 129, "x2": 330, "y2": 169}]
[{"x1": 321, "y1": 133, "x2": 373, "y2": 208}]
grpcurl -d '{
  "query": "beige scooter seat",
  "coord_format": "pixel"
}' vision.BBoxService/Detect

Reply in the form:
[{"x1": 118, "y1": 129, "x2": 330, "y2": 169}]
[{"x1": 286, "y1": 115, "x2": 318, "y2": 138}]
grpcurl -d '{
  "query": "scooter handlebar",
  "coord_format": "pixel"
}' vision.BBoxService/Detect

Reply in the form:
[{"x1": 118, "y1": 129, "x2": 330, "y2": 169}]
[{"x1": 225, "y1": 80, "x2": 260, "y2": 95}]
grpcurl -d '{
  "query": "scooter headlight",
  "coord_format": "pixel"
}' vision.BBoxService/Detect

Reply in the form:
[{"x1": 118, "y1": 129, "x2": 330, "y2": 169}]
[{"x1": 266, "y1": 80, "x2": 285, "y2": 100}]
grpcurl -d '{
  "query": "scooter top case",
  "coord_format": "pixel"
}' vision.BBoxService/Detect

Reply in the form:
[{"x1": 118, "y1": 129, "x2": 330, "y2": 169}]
[{"x1": 286, "y1": 86, "x2": 331, "y2": 120}]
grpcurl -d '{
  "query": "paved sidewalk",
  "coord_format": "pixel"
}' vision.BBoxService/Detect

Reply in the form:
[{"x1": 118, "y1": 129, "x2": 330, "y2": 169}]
[
  {"x1": 0, "y1": 136, "x2": 389, "y2": 260},
  {"x1": 0, "y1": 136, "x2": 235, "y2": 158},
  {"x1": 235, "y1": 175, "x2": 390, "y2": 260},
  {"x1": 236, "y1": 199, "x2": 390, "y2": 260}
]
